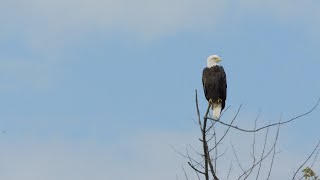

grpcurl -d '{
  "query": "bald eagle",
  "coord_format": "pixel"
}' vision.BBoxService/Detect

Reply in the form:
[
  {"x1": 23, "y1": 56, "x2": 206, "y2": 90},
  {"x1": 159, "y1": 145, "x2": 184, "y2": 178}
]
[{"x1": 202, "y1": 55, "x2": 227, "y2": 119}]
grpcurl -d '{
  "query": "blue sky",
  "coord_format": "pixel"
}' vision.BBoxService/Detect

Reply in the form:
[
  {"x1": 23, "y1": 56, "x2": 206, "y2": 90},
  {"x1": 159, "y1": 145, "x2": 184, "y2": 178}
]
[{"x1": 0, "y1": 0, "x2": 320, "y2": 179}]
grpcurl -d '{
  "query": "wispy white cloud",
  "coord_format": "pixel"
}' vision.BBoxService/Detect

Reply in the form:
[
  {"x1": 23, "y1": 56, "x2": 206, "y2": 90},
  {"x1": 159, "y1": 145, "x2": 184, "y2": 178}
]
[
  {"x1": 1, "y1": 0, "x2": 320, "y2": 52},
  {"x1": 1, "y1": 0, "x2": 229, "y2": 41},
  {"x1": 2, "y1": 0, "x2": 320, "y2": 41}
]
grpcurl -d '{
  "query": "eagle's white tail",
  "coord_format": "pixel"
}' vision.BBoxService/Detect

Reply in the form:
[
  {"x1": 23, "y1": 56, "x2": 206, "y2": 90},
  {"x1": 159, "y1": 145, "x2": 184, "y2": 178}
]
[{"x1": 212, "y1": 102, "x2": 222, "y2": 120}]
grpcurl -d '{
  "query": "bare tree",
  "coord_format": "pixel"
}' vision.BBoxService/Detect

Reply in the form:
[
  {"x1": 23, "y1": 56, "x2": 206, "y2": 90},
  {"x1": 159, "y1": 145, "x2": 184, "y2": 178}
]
[{"x1": 174, "y1": 90, "x2": 320, "y2": 180}]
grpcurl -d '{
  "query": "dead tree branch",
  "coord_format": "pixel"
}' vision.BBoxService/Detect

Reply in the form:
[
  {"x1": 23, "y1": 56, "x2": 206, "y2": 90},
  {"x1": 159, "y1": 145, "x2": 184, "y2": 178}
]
[
  {"x1": 207, "y1": 98, "x2": 320, "y2": 133},
  {"x1": 175, "y1": 90, "x2": 319, "y2": 180}
]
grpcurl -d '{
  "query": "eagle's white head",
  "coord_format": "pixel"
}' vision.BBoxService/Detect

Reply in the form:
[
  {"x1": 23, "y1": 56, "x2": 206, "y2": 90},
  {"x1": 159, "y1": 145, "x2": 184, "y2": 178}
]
[{"x1": 207, "y1": 54, "x2": 221, "y2": 68}]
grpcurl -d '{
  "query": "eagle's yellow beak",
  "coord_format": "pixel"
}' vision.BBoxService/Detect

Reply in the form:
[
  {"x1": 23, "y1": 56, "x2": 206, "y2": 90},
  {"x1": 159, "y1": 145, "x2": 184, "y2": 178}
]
[{"x1": 216, "y1": 58, "x2": 221, "y2": 62}]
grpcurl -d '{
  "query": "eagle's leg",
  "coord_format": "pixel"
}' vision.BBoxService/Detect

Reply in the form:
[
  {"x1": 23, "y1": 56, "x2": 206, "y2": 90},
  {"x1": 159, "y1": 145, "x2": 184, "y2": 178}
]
[{"x1": 208, "y1": 99, "x2": 213, "y2": 104}]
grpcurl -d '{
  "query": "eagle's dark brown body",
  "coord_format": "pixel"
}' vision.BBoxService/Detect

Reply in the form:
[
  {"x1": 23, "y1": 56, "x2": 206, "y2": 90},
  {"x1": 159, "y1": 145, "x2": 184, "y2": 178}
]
[{"x1": 202, "y1": 65, "x2": 227, "y2": 110}]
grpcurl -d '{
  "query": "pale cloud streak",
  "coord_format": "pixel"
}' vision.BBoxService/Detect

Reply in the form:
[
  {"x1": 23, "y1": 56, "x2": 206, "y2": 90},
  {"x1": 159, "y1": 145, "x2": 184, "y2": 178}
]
[
  {"x1": 2, "y1": 0, "x2": 320, "y2": 39},
  {"x1": 1, "y1": 0, "x2": 320, "y2": 45},
  {"x1": 1, "y1": 0, "x2": 228, "y2": 41}
]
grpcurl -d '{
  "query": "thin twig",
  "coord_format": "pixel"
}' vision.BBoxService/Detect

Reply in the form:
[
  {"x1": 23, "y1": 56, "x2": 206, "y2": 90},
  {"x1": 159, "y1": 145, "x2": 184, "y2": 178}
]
[
  {"x1": 182, "y1": 165, "x2": 189, "y2": 180},
  {"x1": 206, "y1": 119, "x2": 216, "y2": 134},
  {"x1": 188, "y1": 162, "x2": 205, "y2": 175},
  {"x1": 170, "y1": 145, "x2": 203, "y2": 169},
  {"x1": 226, "y1": 161, "x2": 233, "y2": 180},
  {"x1": 267, "y1": 114, "x2": 282, "y2": 180},
  {"x1": 207, "y1": 132, "x2": 216, "y2": 143},
  {"x1": 186, "y1": 147, "x2": 204, "y2": 169},
  {"x1": 213, "y1": 126, "x2": 218, "y2": 173},
  {"x1": 188, "y1": 144, "x2": 203, "y2": 157},
  {"x1": 212, "y1": 148, "x2": 228, "y2": 162},
  {"x1": 231, "y1": 142, "x2": 246, "y2": 176},
  {"x1": 207, "y1": 146, "x2": 220, "y2": 180},
  {"x1": 292, "y1": 139, "x2": 320, "y2": 180},
  {"x1": 255, "y1": 119, "x2": 272, "y2": 180},
  {"x1": 220, "y1": 105, "x2": 231, "y2": 118},
  {"x1": 195, "y1": 90, "x2": 203, "y2": 131},
  {"x1": 186, "y1": 148, "x2": 201, "y2": 180},
  {"x1": 310, "y1": 148, "x2": 319, "y2": 169},
  {"x1": 243, "y1": 113, "x2": 260, "y2": 180}
]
